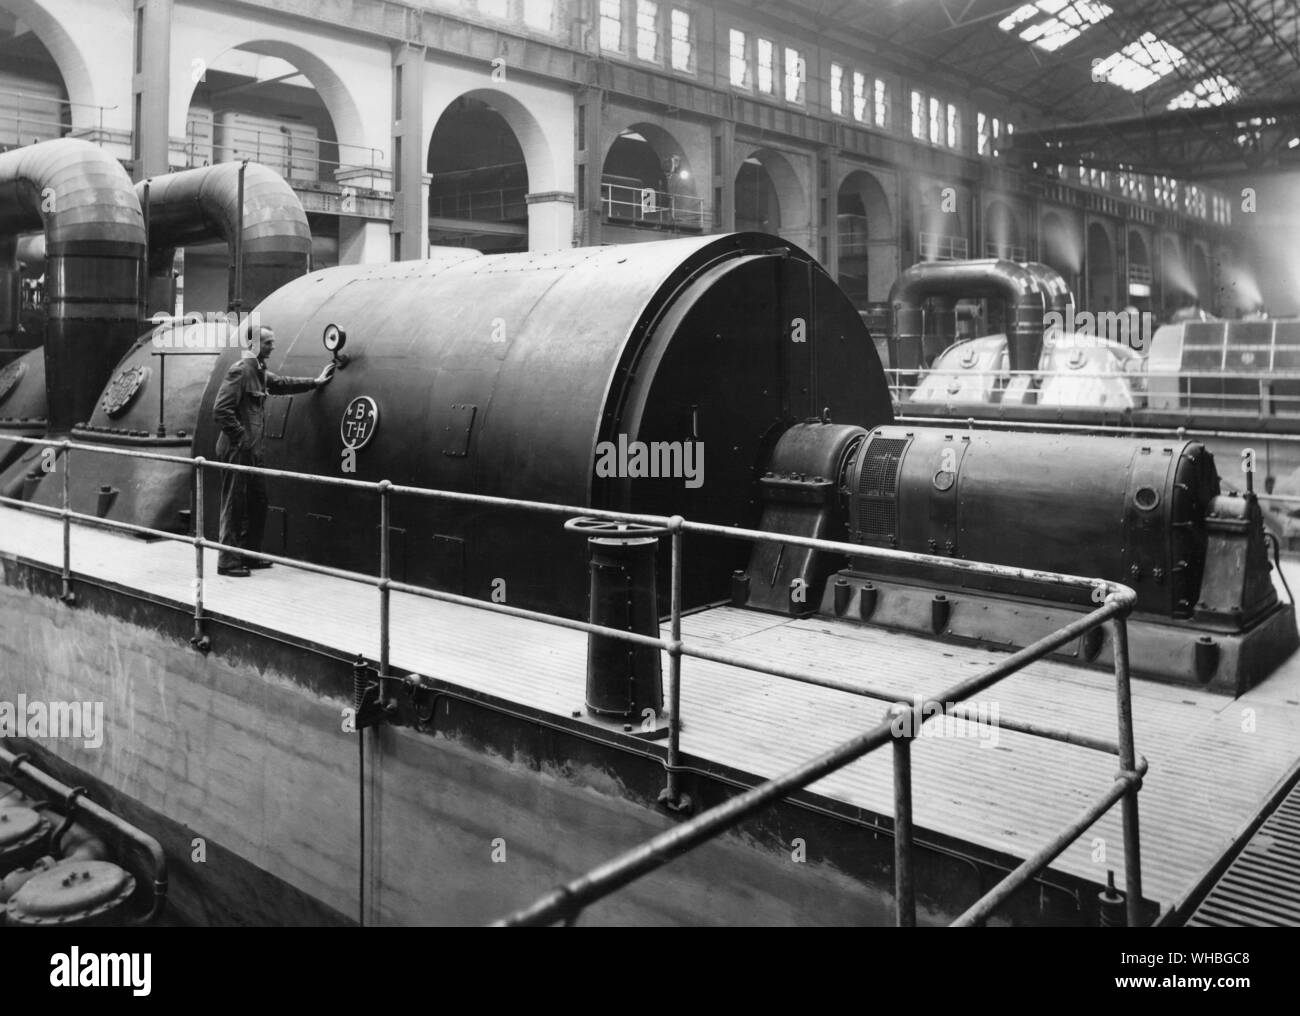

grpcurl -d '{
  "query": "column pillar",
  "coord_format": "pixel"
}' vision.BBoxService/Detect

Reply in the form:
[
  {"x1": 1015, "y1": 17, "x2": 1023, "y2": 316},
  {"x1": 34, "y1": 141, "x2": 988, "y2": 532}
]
[
  {"x1": 132, "y1": 0, "x2": 172, "y2": 180},
  {"x1": 575, "y1": 87, "x2": 603, "y2": 246},
  {"x1": 712, "y1": 120, "x2": 734, "y2": 233},
  {"x1": 391, "y1": 45, "x2": 427, "y2": 261},
  {"x1": 525, "y1": 192, "x2": 575, "y2": 251}
]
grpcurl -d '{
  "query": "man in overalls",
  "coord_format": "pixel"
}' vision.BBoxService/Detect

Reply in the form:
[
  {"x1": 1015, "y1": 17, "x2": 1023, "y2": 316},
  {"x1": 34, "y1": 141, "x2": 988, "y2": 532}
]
[{"x1": 213, "y1": 325, "x2": 335, "y2": 576}]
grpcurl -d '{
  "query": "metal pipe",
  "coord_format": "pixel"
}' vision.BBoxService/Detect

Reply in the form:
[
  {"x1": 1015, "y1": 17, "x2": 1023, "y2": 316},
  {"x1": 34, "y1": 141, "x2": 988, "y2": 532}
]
[
  {"x1": 156, "y1": 350, "x2": 166, "y2": 437},
  {"x1": 950, "y1": 759, "x2": 1148, "y2": 927},
  {"x1": 888, "y1": 259, "x2": 1047, "y2": 378},
  {"x1": 134, "y1": 160, "x2": 309, "y2": 317},
  {"x1": 0, "y1": 139, "x2": 146, "y2": 432},
  {"x1": 893, "y1": 414, "x2": 1300, "y2": 445},
  {"x1": 233, "y1": 160, "x2": 245, "y2": 315},
  {"x1": 0, "y1": 434, "x2": 1134, "y2": 599},
  {"x1": 379, "y1": 479, "x2": 391, "y2": 681},
  {"x1": 0, "y1": 743, "x2": 168, "y2": 925},
  {"x1": 192, "y1": 457, "x2": 206, "y2": 647},
  {"x1": 60, "y1": 438, "x2": 70, "y2": 602},
  {"x1": 893, "y1": 724, "x2": 916, "y2": 927},
  {"x1": 666, "y1": 519, "x2": 684, "y2": 805},
  {"x1": 1111, "y1": 611, "x2": 1145, "y2": 927}
]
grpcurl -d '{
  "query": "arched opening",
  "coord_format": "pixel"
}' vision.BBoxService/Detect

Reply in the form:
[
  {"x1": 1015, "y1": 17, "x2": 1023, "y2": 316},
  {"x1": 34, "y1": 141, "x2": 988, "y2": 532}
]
[
  {"x1": 984, "y1": 200, "x2": 1024, "y2": 261},
  {"x1": 836, "y1": 169, "x2": 895, "y2": 306},
  {"x1": 600, "y1": 122, "x2": 702, "y2": 235},
  {"x1": 734, "y1": 158, "x2": 778, "y2": 233},
  {"x1": 1161, "y1": 236, "x2": 1194, "y2": 318},
  {"x1": 180, "y1": 44, "x2": 348, "y2": 309},
  {"x1": 1041, "y1": 212, "x2": 1079, "y2": 295},
  {"x1": 733, "y1": 147, "x2": 808, "y2": 247},
  {"x1": 427, "y1": 95, "x2": 529, "y2": 254},
  {"x1": 0, "y1": 8, "x2": 73, "y2": 356},
  {"x1": 1189, "y1": 242, "x2": 1212, "y2": 311},
  {"x1": 1086, "y1": 222, "x2": 1116, "y2": 313},
  {"x1": 1127, "y1": 230, "x2": 1151, "y2": 313},
  {"x1": 916, "y1": 182, "x2": 966, "y2": 261}
]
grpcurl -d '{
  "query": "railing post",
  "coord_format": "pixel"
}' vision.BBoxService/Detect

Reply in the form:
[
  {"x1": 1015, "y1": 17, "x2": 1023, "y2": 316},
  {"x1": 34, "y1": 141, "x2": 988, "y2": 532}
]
[
  {"x1": 891, "y1": 703, "x2": 917, "y2": 927},
  {"x1": 665, "y1": 516, "x2": 685, "y2": 807},
  {"x1": 60, "y1": 439, "x2": 72, "y2": 603},
  {"x1": 378, "y1": 479, "x2": 391, "y2": 681},
  {"x1": 192, "y1": 458, "x2": 208, "y2": 650},
  {"x1": 1109, "y1": 604, "x2": 1144, "y2": 927}
]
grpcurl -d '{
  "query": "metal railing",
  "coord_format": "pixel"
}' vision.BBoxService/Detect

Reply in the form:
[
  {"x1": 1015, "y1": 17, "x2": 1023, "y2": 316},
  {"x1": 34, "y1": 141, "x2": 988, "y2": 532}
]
[
  {"x1": 428, "y1": 186, "x2": 529, "y2": 222},
  {"x1": 983, "y1": 241, "x2": 1027, "y2": 262},
  {"x1": 0, "y1": 432, "x2": 1147, "y2": 928},
  {"x1": 892, "y1": 365, "x2": 1300, "y2": 419},
  {"x1": 918, "y1": 232, "x2": 969, "y2": 261},
  {"x1": 601, "y1": 181, "x2": 707, "y2": 231},
  {"x1": 1129, "y1": 263, "x2": 1153, "y2": 286},
  {"x1": 0, "y1": 87, "x2": 117, "y2": 150},
  {"x1": 171, "y1": 121, "x2": 386, "y2": 191}
]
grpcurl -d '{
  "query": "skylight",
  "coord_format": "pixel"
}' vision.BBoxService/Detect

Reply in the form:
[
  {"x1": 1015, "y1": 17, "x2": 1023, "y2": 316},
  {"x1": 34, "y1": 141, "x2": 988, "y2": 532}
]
[
  {"x1": 1167, "y1": 75, "x2": 1241, "y2": 109},
  {"x1": 1092, "y1": 33, "x2": 1185, "y2": 92},
  {"x1": 997, "y1": 1, "x2": 1112, "y2": 53}
]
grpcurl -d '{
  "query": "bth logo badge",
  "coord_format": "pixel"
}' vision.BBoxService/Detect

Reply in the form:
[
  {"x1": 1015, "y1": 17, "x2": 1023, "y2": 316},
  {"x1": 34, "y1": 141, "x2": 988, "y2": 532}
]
[{"x1": 341, "y1": 396, "x2": 379, "y2": 449}]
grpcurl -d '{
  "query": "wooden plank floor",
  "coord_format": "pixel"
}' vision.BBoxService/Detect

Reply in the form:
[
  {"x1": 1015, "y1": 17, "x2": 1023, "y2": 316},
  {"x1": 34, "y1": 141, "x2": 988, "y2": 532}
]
[{"x1": 3, "y1": 504, "x2": 1300, "y2": 913}]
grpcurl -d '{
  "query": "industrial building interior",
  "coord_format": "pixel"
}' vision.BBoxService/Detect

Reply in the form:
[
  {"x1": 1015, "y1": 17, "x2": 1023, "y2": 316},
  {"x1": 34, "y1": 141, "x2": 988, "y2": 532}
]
[{"x1": 2, "y1": 0, "x2": 1300, "y2": 944}]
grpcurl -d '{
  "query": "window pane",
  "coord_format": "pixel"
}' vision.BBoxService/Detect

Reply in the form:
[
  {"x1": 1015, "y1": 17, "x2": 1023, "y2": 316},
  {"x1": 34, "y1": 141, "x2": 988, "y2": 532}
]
[
  {"x1": 522, "y1": 0, "x2": 554, "y2": 31},
  {"x1": 830, "y1": 63, "x2": 843, "y2": 115},
  {"x1": 636, "y1": 0, "x2": 659, "y2": 61},
  {"x1": 929, "y1": 96, "x2": 941, "y2": 144},
  {"x1": 670, "y1": 9, "x2": 692, "y2": 70},
  {"x1": 757, "y1": 38, "x2": 774, "y2": 93},
  {"x1": 853, "y1": 71, "x2": 867, "y2": 121},
  {"x1": 730, "y1": 29, "x2": 748, "y2": 87},
  {"x1": 784, "y1": 47, "x2": 804, "y2": 102},
  {"x1": 911, "y1": 90, "x2": 924, "y2": 138},
  {"x1": 600, "y1": 0, "x2": 622, "y2": 50},
  {"x1": 874, "y1": 78, "x2": 889, "y2": 128},
  {"x1": 946, "y1": 103, "x2": 959, "y2": 148}
]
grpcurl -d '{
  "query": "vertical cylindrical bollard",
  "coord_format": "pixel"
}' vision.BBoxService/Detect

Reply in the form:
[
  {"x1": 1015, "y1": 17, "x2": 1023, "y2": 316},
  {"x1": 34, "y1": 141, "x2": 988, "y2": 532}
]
[{"x1": 566, "y1": 518, "x2": 666, "y2": 720}]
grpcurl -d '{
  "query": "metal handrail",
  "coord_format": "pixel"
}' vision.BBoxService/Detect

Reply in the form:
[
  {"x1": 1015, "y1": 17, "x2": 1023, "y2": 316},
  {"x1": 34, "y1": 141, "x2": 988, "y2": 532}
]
[
  {"x1": 496, "y1": 596, "x2": 1143, "y2": 928},
  {"x1": 600, "y1": 181, "x2": 707, "y2": 230},
  {"x1": 428, "y1": 186, "x2": 529, "y2": 222},
  {"x1": 891, "y1": 412, "x2": 1300, "y2": 446},
  {"x1": 171, "y1": 122, "x2": 385, "y2": 188},
  {"x1": 917, "y1": 232, "x2": 968, "y2": 261},
  {"x1": 0, "y1": 87, "x2": 116, "y2": 149},
  {"x1": 0, "y1": 432, "x2": 1146, "y2": 927}
]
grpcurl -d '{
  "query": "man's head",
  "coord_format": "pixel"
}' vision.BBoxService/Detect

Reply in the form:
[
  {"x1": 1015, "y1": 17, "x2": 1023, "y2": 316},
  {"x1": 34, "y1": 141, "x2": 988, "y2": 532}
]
[{"x1": 256, "y1": 326, "x2": 275, "y2": 361}]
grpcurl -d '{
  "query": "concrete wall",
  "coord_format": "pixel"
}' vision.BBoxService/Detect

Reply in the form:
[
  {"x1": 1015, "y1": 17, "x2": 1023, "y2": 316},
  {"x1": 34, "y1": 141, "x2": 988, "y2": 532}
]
[{"x1": 0, "y1": 575, "x2": 920, "y2": 927}]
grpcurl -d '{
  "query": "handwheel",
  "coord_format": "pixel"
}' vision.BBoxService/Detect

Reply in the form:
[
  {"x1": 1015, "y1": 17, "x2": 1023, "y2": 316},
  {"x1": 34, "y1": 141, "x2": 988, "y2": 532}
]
[{"x1": 564, "y1": 516, "x2": 670, "y2": 538}]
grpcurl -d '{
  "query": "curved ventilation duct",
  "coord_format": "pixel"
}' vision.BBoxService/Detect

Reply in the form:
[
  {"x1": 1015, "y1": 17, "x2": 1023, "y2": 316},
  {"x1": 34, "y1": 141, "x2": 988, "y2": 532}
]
[
  {"x1": 0, "y1": 235, "x2": 18, "y2": 353},
  {"x1": 1020, "y1": 261, "x2": 1074, "y2": 341},
  {"x1": 137, "y1": 162, "x2": 311, "y2": 316},
  {"x1": 888, "y1": 259, "x2": 1046, "y2": 377},
  {"x1": 0, "y1": 138, "x2": 145, "y2": 432}
]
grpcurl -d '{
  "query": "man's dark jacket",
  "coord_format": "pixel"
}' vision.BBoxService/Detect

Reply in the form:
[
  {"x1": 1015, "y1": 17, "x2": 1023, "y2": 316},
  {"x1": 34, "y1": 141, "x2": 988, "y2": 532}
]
[{"x1": 214, "y1": 353, "x2": 319, "y2": 458}]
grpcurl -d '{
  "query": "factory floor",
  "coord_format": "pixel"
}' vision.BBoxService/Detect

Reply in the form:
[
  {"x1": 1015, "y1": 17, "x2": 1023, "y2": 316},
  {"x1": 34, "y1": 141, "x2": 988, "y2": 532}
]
[{"x1": 2, "y1": 503, "x2": 1300, "y2": 919}]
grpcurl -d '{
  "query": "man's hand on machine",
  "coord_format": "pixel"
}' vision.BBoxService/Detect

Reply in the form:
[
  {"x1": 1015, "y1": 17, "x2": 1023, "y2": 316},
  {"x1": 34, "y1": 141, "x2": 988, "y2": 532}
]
[{"x1": 315, "y1": 363, "x2": 336, "y2": 388}]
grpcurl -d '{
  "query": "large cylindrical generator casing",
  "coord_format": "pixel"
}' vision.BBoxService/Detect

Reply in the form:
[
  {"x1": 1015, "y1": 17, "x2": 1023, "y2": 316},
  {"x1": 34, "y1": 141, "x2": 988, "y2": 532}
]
[
  {"x1": 192, "y1": 234, "x2": 893, "y2": 619},
  {"x1": 847, "y1": 427, "x2": 1220, "y2": 616}
]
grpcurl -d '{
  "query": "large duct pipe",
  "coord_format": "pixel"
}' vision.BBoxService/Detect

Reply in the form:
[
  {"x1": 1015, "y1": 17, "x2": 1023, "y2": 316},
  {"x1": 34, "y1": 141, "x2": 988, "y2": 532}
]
[
  {"x1": 0, "y1": 235, "x2": 48, "y2": 366},
  {"x1": 888, "y1": 259, "x2": 1046, "y2": 378},
  {"x1": 0, "y1": 139, "x2": 146, "y2": 433},
  {"x1": 1020, "y1": 261, "x2": 1074, "y2": 344},
  {"x1": 0, "y1": 235, "x2": 18, "y2": 354},
  {"x1": 136, "y1": 162, "x2": 311, "y2": 317}
]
